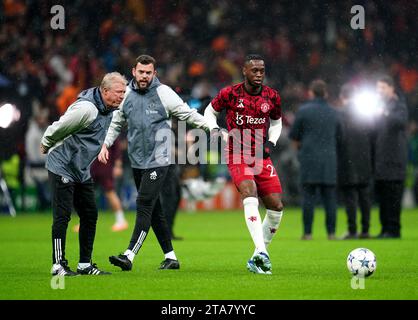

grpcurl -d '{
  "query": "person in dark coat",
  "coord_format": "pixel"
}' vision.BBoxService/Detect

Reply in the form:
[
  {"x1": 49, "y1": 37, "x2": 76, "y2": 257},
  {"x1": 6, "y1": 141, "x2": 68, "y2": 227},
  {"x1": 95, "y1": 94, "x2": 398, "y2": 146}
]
[
  {"x1": 289, "y1": 80, "x2": 339, "y2": 240},
  {"x1": 337, "y1": 84, "x2": 373, "y2": 239},
  {"x1": 160, "y1": 163, "x2": 182, "y2": 240},
  {"x1": 373, "y1": 76, "x2": 408, "y2": 239}
]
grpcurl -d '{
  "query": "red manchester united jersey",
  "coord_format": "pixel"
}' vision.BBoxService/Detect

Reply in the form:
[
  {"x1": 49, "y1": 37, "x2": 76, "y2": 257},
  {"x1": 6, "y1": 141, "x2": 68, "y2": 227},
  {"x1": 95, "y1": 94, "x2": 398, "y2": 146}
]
[{"x1": 211, "y1": 82, "x2": 282, "y2": 157}]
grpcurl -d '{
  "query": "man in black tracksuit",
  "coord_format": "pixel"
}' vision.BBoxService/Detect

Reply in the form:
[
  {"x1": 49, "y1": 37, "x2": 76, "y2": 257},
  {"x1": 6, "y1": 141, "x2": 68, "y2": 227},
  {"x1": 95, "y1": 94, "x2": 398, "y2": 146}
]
[
  {"x1": 41, "y1": 72, "x2": 127, "y2": 276},
  {"x1": 373, "y1": 76, "x2": 408, "y2": 239}
]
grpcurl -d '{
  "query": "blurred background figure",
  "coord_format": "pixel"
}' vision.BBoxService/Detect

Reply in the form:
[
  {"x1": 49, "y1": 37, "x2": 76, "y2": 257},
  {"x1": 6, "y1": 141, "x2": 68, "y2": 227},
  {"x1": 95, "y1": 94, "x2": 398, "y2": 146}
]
[
  {"x1": 289, "y1": 80, "x2": 339, "y2": 240},
  {"x1": 160, "y1": 164, "x2": 182, "y2": 240},
  {"x1": 373, "y1": 76, "x2": 408, "y2": 239},
  {"x1": 0, "y1": 99, "x2": 23, "y2": 215},
  {"x1": 409, "y1": 120, "x2": 418, "y2": 206},
  {"x1": 25, "y1": 107, "x2": 50, "y2": 210},
  {"x1": 336, "y1": 84, "x2": 373, "y2": 239},
  {"x1": 158, "y1": 114, "x2": 183, "y2": 241},
  {"x1": 73, "y1": 138, "x2": 128, "y2": 232},
  {"x1": 93, "y1": 138, "x2": 128, "y2": 232}
]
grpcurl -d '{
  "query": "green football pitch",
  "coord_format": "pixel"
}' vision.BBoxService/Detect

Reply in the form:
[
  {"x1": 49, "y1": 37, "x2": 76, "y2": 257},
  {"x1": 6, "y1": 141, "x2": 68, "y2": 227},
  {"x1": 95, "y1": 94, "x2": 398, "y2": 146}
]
[{"x1": 0, "y1": 208, "x2": 417, "y2": 300}]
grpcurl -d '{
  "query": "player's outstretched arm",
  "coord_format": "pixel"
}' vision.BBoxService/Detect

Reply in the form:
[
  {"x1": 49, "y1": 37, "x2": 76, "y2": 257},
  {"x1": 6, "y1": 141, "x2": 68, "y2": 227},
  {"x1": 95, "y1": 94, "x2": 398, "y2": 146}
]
[
  {"x1": 204, "y1": 103, "x2": 228, "y2": 143},
  {"x1": 104, "y1": 108, "x2": 126, "y2": 149},
  {"x1": 203, "y1": 103, "x2": 220, "y2": 130},
  {"x1": 156, "y1": 85, "x2": 211, "y2": 131},
  {"x1": 268, "y1": 118, "x2": 282, "y2": 146},
  {"x1": 263, "y1": 118, "x2": 282, "y2": 158}
]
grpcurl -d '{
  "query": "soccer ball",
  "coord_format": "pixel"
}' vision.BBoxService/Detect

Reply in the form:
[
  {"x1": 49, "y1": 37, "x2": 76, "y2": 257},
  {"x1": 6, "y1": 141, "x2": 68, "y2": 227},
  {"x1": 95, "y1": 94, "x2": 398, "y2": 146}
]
[{"x1": 347, "y1": 248, "x2": 377, "y2": 277}]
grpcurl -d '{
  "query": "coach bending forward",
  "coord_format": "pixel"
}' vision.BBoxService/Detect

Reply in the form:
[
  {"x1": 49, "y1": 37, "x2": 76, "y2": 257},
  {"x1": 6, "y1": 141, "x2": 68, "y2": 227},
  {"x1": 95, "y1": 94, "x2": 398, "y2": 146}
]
[{"x1": 41, "y1": 72, "x2": 127, "y2": 276}]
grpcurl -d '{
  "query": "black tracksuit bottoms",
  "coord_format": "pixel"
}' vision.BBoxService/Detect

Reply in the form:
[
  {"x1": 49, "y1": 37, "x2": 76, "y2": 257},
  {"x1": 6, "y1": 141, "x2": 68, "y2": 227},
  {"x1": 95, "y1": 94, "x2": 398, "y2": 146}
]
[
  {"x1": 127, "y1": 167, "x2": 173, "y2": 255},
  {"x1": 49, "y1": 171, "x2": 98, "y2": 264}
]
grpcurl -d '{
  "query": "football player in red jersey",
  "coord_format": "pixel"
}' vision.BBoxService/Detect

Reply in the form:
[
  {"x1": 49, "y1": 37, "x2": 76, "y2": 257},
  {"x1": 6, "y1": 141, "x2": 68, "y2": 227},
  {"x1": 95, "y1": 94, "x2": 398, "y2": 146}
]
[{"x1": 204, "y1": 54, "x2": 284, "y2": 274}]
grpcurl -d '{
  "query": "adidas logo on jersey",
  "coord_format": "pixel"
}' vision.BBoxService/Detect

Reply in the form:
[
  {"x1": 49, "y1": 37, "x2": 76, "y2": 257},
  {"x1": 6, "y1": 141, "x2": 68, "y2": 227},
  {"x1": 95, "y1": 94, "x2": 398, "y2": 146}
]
[
  {"x1": 150, "y1": 171, "x2": 157, "y2": 180},
  {"x1": 237, "y1": 99, "x2": 245, "y2": 108}
]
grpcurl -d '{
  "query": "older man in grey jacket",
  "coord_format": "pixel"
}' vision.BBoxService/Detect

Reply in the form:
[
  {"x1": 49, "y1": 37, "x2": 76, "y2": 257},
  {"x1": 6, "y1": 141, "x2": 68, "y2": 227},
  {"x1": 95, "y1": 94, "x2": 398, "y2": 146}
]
[
  {"x1": 41, "y1": 72, "x2": 127, "y2": 276},
  {"x1": 103, "y1": 55, "x2": 215, "y2": 271}
]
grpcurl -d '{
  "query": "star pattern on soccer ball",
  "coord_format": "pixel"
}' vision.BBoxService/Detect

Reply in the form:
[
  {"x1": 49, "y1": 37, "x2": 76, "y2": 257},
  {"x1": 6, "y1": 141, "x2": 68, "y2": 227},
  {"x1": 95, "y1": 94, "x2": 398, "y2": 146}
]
[
  {"x1": 248, "y1": 216, "x2": 257, "y2": 222},
  {"x1": 269, "y1": 228, "x2": 277, "y2": 234},
  {"x1": 361, "y1": 259, "x2": 369, "y2": 267}
]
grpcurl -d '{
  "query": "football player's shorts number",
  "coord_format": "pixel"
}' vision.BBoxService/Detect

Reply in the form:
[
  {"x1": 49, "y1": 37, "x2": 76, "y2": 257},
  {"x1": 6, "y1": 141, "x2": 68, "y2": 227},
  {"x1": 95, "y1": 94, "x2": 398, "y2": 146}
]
[{"x1": 266, "y1": 164, "x2": 276, "y2": 177}]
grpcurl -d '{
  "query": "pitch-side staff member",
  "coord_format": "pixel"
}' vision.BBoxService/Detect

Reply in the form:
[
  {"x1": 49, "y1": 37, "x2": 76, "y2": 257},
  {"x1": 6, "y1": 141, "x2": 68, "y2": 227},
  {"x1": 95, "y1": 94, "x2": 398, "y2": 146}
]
[{"x1": 41, "y1": 72, "x2": 127, "y2": 276}]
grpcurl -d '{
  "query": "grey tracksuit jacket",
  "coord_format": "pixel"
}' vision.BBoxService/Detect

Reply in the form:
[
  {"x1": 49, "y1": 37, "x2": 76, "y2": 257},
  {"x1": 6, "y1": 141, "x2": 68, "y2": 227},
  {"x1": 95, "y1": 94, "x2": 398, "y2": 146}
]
[
  {"x1": 42, "y1": 87, "x2": 116, "y2": 182},
  {"x1": 104, "y1": 77, "x2": 214, "y2": 169}
]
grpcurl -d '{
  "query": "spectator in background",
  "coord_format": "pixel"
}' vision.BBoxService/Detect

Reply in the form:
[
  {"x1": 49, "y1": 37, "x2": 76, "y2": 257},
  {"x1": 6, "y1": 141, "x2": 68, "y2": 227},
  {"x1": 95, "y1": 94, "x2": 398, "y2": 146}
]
[
  {"x1": 336, "y1": 84, "x2": 372, "y2": 240},
  {"x1": 25, "y1": 107, "x2": 50, "y2": 210},
  {"x1": 92, "y1": 139, "x2": 128, "y2": 232},
  {"x1": 289, "y1": 80, "x2": 339, "y2": 240},
  {"x1": 56, "y1": 81, "x2": 80, "y2": 116},
  {"x1": 408, "y1": 120, "x2": 418, "y2": 205},
  {"x1": 159, "y1": 115, "x2": 183, "y2": 241},
  {"x1": 160, "y1": 164, "x2": 182, "y2": 240},
  {"x1": 73, "y1": 139, "x2": 128, "y2": 232},
  {"x1": 374, "y1": 76, "x2": 408, "y2": 239}
]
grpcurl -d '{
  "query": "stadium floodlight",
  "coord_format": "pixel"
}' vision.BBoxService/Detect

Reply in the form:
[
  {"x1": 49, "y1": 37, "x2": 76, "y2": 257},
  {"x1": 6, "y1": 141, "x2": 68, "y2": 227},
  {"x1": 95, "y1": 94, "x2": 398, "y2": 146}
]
[
  {"x1": 352, "y1": 89, "x2": 382, "y2": 119},
  {"x1": 0, "y1": 103, "x2": 20, "y2": 217},
  {"x1": 0, "y1": 103, "x2": 21, "y2": 129}
]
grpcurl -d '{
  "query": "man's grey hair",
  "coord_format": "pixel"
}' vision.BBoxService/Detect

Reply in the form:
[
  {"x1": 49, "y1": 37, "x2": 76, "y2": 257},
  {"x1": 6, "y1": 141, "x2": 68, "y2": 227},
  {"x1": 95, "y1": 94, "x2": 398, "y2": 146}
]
[{"x1": 100, "y1": 72, "x2": 127, "y2": 90}]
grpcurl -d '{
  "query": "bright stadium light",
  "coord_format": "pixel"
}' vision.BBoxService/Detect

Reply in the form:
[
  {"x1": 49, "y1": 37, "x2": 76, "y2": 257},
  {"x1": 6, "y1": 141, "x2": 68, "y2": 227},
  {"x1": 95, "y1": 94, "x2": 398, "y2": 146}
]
[
  {"x1": 352, "y1": 89, "x2": 382, "y2": 119},
  {"x1": 0, "y1": 103, "x2": 21, "y2": 129}
]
